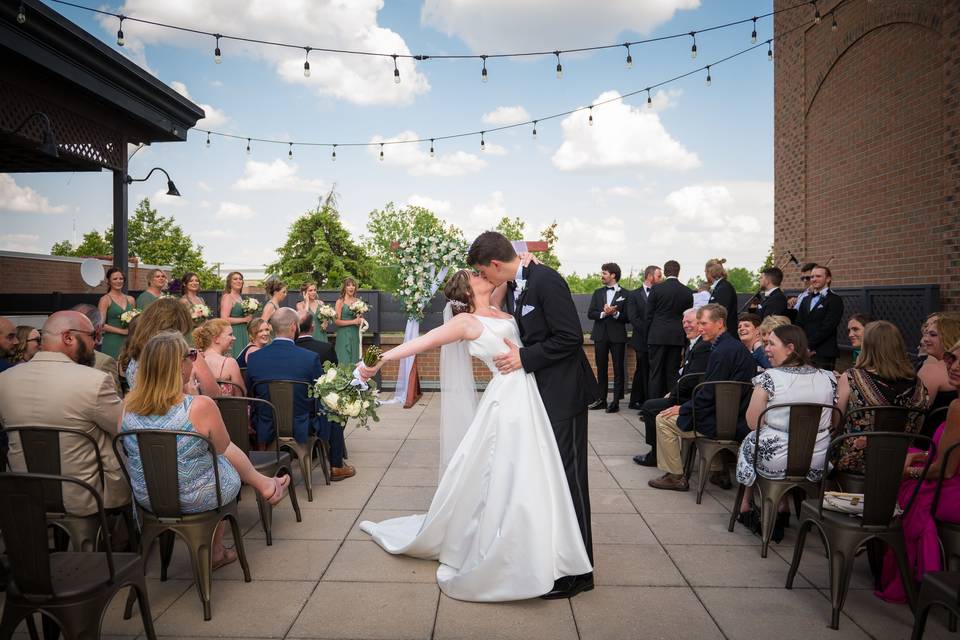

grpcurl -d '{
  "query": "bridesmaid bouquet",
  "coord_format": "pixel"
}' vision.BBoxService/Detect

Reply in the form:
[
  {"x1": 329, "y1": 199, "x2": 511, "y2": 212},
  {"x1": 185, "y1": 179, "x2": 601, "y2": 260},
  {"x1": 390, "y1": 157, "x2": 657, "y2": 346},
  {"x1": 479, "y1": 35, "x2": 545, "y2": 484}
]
[
  {"x1": 119, "y1": 308, "x2": 140, "y2": 327},
  {"x1": 309, "y1": 357, "x2": 381, "y2": 429},
  {"x1": 317, "y1": 303, "x2": 337, "y2": 321},
  {"x1": 240, "y1": 297, "x2": 260, "y2": 314},
  {"x1": 190, "y1": 303, "x2": 211, "y2": 324},
  {"x1": 349, "y1": 299, "x2": 369, "y2": 315}
]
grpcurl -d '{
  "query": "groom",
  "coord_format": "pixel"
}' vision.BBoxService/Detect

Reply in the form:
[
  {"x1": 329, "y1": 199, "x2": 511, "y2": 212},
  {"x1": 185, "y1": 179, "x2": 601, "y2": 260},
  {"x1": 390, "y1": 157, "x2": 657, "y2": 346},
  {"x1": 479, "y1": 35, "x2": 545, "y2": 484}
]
[{"x1": 468, "y1": 231, "x2": 599, "y2": 599}]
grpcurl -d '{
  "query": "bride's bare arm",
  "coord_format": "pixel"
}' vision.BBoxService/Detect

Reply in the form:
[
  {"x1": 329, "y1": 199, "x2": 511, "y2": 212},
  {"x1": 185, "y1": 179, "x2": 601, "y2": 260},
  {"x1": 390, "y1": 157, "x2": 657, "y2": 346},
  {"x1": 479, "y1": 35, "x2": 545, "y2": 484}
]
[
  {"x1": 490, "y1": 283, "x2": 508, "y2": 310},
  {"x1": 358, "y1": 314, "x2": 481, "y2": 378}
]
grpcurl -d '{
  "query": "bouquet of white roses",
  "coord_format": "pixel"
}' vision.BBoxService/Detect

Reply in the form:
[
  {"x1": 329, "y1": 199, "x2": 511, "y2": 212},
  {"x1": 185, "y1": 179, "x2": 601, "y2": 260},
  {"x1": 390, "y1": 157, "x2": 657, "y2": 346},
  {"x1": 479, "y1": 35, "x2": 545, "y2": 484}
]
[
  {"x1": 120, "y1": 308, "x2": 140, "y2": 327},
  {"x1": 317, "y1": 303, "x2": 337, "y2": 321},
  {"x1": 348, "y1": 299, "x2": 369, "y2": 315},
  {"x1": 190, "y1": 303, "x2": 211, "y2": 323},
  {"x1": 309, "y1": 352, "x2": 381, "y2": 429},
  {"x1": 240, "y1": 297, "x2": 260, "y2": 314}
]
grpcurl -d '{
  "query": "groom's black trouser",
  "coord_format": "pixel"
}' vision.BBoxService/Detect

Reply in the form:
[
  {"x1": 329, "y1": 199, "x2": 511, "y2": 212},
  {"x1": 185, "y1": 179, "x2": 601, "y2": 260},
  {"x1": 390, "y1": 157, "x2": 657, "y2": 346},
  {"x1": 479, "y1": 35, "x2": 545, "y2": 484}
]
[{"x1": 552, "y1": 410, "x2": 593, "y2": 565}]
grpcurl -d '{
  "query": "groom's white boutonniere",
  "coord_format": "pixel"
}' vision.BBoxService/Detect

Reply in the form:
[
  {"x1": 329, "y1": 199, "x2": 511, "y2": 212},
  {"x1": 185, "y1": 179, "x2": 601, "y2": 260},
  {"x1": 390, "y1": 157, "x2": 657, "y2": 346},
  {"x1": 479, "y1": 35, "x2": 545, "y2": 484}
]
[{"x1": 514, "y1": 279, "x2": 526, "y2": 296}]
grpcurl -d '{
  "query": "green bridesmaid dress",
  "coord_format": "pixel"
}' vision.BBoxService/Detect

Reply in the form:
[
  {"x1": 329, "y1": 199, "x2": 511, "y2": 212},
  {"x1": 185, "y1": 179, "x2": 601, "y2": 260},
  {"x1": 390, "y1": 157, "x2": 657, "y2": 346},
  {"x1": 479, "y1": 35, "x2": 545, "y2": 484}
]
[
  {"x1": 230, "y1": 300, "x2": 249, "y2": 358},
  {"x1": 334, "y1": 303, "x2": 360, "y2": 365},
  {"x1": 101, "y1": 297, "x2": 133, "y2": 359},
  {"x1": 312, "y1": 304, "x2": 329, "y2": 343},
  {"x1": 136, "y1": 290, "x2": 158, "y2": 310}
]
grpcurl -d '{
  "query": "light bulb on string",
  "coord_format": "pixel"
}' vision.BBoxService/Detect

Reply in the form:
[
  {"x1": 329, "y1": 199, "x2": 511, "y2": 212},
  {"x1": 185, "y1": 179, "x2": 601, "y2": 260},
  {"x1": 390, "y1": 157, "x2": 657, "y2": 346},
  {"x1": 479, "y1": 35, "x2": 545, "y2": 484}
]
[
  {"x1": 751, "y1": 18, "x2": 758, "y2": 44},
  {"x1": 812, "y1": 1, "x2": 821, "y2": 24},
  {"x1": 117, "y1": 16, "x2": 125, "y2": 46},
  {"x1": 532, "y1": 120, "x2": 538, "y2": 138},
  {"x1": 588, "y1": 107, "x2": 593, "y2": 126},
  {"x1": 16, "y1": 3, "x2": 26, "y2": 23},
  {"x1": 379, "y1": 143, "x2": 384, "y2": 161},
  {"x1": 245, "y1": 138, "x2": 251, "y2": 155},
  {"x1": 624, "y1": 43, "x2": 633, "y2": 69},
  {"x1": 429, "y1": 139, "x2": 435, "y2": 158},
  {"x1": 646, "y1": 88, "x2": 652, "y2": 109},
  {"x1": 214, "y1": 34, "x2": 222, "y2": 64},
  {"x1": 705, "y1": 66, "x2": 711, "y2": 87},
  {"x1": 481, "y1": 55, "x2": 488, "y2": 83},
  {"x1": 554, "y1": 51, "x2": 562, "y2": 79},
  {"x1": 831, "y1": 13, "x2": 838, "y2": 31},
  {"x1": 331, "y1": 145, "x2": 337, "y2": 162},
  {"x1": 767, "y1": 41, "x2": 773, "y2": 61},
  {"x1": 392, "y1": 55, "x2": 400, "y2": 84},
  {"x1": 303, "y1": 47, "x2": 311, "y2": 78},
  {"x1": 480, "y1": 132, "x2": 485, "y2": 152},
  {"x1": 689, "y1": 32, "x2": 697, "y2": 59},
  {"x1": 288, "y1": 143, "x2": 293, "y2": 160},
  {"x1": 205, "y1": 131, "x2": 211, "y2": 147}
]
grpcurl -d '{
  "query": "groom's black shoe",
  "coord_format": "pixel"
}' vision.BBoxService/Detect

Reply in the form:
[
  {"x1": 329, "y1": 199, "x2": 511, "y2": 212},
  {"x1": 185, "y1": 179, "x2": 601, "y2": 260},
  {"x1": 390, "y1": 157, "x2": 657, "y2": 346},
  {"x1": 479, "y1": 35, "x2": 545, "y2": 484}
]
[
  {"x1": 541, "y1": 573, "x2": 595, "y2": 600},
  {"x1": 605, "y1": 402, "x2": 619, "y2": 413},
  {"x1": 588, "y1": 400, "x2": 607, "y2": 410}
]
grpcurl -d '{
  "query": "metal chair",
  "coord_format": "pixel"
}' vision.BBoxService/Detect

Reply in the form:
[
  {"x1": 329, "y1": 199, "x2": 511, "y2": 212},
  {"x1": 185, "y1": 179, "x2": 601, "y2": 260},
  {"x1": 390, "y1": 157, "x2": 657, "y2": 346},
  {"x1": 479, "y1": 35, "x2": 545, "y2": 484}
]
[
  {"x1": 672, "y1": 372, "x2": 705, "y2": 469},
  {"x1": 113, "y1": 430, "x2": 251, "y2": 621},
  {"x1": 727, "y1": 403, "x2": 843, "y2": 558},
  {"x1": 785, "y1": 431, "x2": 934, "y2": 630},
  {"x1": 215, "y1": 396, "x2": 301, "y2": 545},
  {"x1": 911, "y1": 570, "x2": 960, "y2": 640},
  {"x1": 254, "y1": 380, "x2": 329, "y2": 500},
  {"x1": 6, "y1": 426, "x2": 135, "y2": 553},
  {"x1": 0, "y1": 473, "x2": 156, "y2": 640},
  {"x1": 929, "y1": 441, "x2": 960, "y2": 633},
  {"x1": 684, "y1": 381, "x2": 754, "y2": 504}
]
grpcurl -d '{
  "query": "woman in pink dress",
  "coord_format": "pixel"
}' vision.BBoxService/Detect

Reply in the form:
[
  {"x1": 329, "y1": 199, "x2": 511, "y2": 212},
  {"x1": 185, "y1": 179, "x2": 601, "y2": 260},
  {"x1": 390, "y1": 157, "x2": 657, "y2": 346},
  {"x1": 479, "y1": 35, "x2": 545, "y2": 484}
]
[{"x1": 877, "y1": 339, "x2": 960, "y2": 603}]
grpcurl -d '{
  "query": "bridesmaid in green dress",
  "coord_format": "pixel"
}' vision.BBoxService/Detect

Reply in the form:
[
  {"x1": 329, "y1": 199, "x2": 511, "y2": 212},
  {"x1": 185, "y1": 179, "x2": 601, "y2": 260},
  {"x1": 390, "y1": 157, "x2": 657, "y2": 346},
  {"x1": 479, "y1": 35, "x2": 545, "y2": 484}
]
[
  {"x1": 296, "y1": 282, "x2": 329, "y2": 343},
  {"x1": 97, "y1": 267, "x2": 137, "y2": 359},
  {"x1": 334, "y1": 277, "x2": 363, "y2": 366},
  {"x1": 220, "y1": 271, "x2": 252, "y2": 358},
  {"x1": 136, "y1": 269, "x2": 167, "y2": 310},
  {"x1": 261, "y1": 278, "x2": 287, "y2": 325}
]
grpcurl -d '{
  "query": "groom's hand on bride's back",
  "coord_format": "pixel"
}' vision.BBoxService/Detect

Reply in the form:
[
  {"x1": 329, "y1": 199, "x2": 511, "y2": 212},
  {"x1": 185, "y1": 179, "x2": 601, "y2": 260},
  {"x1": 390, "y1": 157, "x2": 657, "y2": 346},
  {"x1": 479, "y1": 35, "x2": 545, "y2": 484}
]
[{"x1": 493, "y1": 338, "x2": 523, "y2": 374}]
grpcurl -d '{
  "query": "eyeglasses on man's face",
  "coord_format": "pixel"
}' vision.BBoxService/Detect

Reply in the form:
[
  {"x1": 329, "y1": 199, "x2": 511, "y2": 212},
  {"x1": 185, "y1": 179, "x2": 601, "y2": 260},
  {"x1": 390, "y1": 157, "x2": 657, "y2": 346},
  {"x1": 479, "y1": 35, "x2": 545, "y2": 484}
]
[{"x1": 65, "y1": 328, "x2": 97, "y2": 340}]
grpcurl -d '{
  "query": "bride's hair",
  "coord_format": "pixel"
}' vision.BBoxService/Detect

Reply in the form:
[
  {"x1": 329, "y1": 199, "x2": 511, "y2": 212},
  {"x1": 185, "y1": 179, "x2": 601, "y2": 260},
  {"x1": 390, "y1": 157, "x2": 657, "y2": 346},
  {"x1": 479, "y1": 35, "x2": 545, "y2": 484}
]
[{"x1": 443, "y1": 270, "x2": 475, "y2": 315}]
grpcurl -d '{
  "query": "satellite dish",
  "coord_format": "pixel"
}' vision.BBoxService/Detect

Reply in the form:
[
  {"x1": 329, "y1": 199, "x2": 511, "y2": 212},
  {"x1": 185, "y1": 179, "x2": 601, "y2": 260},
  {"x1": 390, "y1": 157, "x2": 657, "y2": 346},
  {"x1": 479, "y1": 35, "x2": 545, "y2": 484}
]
[{"x1": 80, "y1": 258, "x2": 104, "y2": 287}]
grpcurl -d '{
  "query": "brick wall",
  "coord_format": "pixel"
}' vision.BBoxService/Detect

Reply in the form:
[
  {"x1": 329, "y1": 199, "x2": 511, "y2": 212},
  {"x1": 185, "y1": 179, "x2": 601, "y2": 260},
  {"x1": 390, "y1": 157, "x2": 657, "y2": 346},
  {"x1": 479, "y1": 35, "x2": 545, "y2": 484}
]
[
  {"x1": 0, "y1": 251, "x2": 170, "y2": 294},
  {"x1": 774, "y1": 0, "x2": 959, "y2": 311}
]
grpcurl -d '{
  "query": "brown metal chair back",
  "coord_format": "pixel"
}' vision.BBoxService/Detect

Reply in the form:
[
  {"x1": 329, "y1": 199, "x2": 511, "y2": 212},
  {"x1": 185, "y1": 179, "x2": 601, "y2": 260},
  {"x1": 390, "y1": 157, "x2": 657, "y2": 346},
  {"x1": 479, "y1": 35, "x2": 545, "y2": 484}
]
[
  {"x1": 932, "y1": 441, "x2": 960, "y2": 525},
  {"x1": 215, "y1": 396, "x2": 281, "y2": 462},
  {"x1": 673, "y1": 372, "x2": 705, "y2": 404},
  {"x1": 692, "y1": 381, "x2": 753, "y2": 441},
  {"x1": 753, "y1": 404, "x2": 844, "y2": 481},
  {"x1": 845, "y1": 405, "x2": 926, "y2": 435}
]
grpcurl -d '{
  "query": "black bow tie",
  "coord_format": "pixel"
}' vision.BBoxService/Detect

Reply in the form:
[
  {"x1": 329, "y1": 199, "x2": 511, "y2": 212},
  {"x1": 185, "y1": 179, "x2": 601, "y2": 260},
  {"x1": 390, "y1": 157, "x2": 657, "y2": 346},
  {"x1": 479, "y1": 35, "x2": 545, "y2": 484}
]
[{"x1": 606, "y1": 287, "x2": 615, "y2": 291}]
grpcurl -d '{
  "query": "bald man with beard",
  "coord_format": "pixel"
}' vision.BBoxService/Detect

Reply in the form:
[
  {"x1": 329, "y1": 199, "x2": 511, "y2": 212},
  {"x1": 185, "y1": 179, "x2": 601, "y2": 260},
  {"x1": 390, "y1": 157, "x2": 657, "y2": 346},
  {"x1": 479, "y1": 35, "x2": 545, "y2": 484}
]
[{"x1": 0, "y1": 311, "x2": 130, "y2": 515}]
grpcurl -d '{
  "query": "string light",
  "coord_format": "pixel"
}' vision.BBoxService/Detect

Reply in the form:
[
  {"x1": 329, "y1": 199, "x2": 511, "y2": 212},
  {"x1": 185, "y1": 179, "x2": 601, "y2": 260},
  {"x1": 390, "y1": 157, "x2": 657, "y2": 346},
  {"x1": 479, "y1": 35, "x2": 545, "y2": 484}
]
[
  {"x1": 767, "y1": 40, "x2": 773, "y2": 61},
  {"x1": 288, "y1": 142, "x2": 293, "y2": 159},
  {"x1": 624, "y1": 43, "x2": 633, "y2": 69},
  {"x1": 831, "y1": 13, "x2": 838, "y2": 31},
  {"x1": 245, "y1": 138, "x2": 251, "y2": 154},
  {"x1": 429, "y1": 138, "x2": 435, "y2": 157},
  {"x1": 214, "y1": 34, "x2": 222, "y2": 64},
  {"x1": 812, "y1": 1, "x2": 821, "y2": 24},
  {"x1": 116, "y1": 16, "x2": 124, "y2": 47},
  {"x1": 646, "y1": 88, "x2": 652, "y2": 108},
  {"x1": 481, "y1": 55, "x2": 488, "y2": 83},
  {"x1": 205, "y1": 131, "x2": 211, "y2": 147},
  {"x1": 554, "y1": 51, "x2": 563, "y2": 79},
  {"x1": 303, "y1": 47, "x2": 311, "y2": 78},
  {"x1": 705, "y1": 65, "x2": 711, "y2": 86},
  {"x1": 751, "y1": 17, "x2": 758, "y2": 44},
  {"x1": 16, "y1": 2, "x2": 26, "y2": 24},
  {"x1": 379, "y1": 143, "x2": 384, "y2": 161},
  {"x1": 480, "y1": 131, "x2": 485, "y2": 151},
  {"x1": 532, "y1": 120, "x2": 538, "y2": 138},
  {"x1": 588, "y1": 107, "x2": 594, "y2": 126},
  {"x1": 689, "y1": 32, "x2": 697, "y2": 59},
  {"x1": 331, "y1": 144, "x2": 337, "y2": 162},
  {"x1": 392, "y1": 55, "x2": 400, "y2": 84}
]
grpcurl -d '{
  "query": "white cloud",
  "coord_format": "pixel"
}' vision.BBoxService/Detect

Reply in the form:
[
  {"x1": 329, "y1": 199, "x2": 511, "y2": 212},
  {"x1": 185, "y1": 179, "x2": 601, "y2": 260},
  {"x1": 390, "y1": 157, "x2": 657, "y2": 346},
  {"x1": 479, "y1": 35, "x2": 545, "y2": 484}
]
[
  {"x1": 0, "y1": 233, "x2": 42, "y2": 253},
  {"x1": 196, "y1": 181, "x2": 212, "y2": 192},
  {"x1": 370, "y1": 131, "x2": 488, "y2": 177},
  {"x1": 233, "y1": 159, "x2": 327, "y2": 193},
  {"x1": 551, "y1": 90, "x2": 699, "y2": 172},
  {"x1": 103, "y1": 1, "x2": 429, "y2": 106},
  {"x1": 170, "y1": 81, "x2": 229, "y2": 128},
  {"x1": 481, "y1": 105, "x2": 530, "y2": 126},
  {"x1": 152, "y1": 189, "x2": 187, "y2": 207},
  {"x1": 422, "y1": 0, "x2": 699, "y2": 54},
  {"x1": 483, "y1": 142, "x2": 509, "y2": 156},
  {"x1": 216, "y1": 202, "x2": 257, "y2": 220},
  {"x1": 0, "y1": 174, "x2": 66, "y2": 214},
  {"x1": 406, "y1": 194, "x2": 452, "y2": 215},
  {"x1": 193, "y1": 228, "x2": 236, "y2": 239},
  {"x1": 447, "y1": 191, "x2": 507, "y2": 240}
]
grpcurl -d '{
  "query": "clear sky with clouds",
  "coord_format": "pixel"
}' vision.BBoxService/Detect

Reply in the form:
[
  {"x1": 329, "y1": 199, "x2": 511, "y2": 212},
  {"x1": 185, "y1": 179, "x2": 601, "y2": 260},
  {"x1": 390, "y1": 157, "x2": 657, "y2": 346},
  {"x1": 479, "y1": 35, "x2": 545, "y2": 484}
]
[{"x1": 2, "y1": 0, "x2": 776, "y2": 280}]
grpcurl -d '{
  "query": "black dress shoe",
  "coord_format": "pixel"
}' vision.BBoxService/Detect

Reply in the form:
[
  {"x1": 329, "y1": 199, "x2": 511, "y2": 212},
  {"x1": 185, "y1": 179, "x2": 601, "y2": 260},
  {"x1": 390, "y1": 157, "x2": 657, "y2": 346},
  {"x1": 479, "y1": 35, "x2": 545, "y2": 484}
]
[
  {"x1": 588, "y1": 400, "x2": 607, "y2": 410},
  {"x1": 605, "y1": 403, "x2": 619, "y2": 413},
  {"x1": 633, "y1": 453, "x2": 657, "y2": 467},
  {"x1": 541, "y1": 574, "x2": 594, "y2": 600},
  {"x1": 628, "y1": 402, "x2": 642, "y2": 410}
]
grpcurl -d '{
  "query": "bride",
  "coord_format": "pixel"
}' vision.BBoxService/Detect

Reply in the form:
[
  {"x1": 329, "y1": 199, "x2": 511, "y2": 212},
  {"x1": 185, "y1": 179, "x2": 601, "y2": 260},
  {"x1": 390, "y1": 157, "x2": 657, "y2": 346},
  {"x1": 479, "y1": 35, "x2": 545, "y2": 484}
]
[{"x1": 357, "y1": 268, "x2": 592, "y2": 602}]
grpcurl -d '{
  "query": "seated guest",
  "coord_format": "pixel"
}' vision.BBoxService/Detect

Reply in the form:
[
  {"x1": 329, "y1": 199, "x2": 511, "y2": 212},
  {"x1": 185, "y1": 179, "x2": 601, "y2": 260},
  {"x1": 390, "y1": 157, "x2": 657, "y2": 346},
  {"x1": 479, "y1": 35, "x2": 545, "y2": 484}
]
[
  {"x1": 633, "y1": 308, "x2": 709, "y2": 467},
  {"x1": 73, "y1": 303, "x2": 122, "y2": 393},
  {"x1": 738, "y1": 313, "x2": 769, "y2": 370},
  {"x1": 193, "y1": 319, "x2": 246, "y2": 397},
  {"x1": 734, "y1": 325, "x2": 837, "y2": 539},
  {"x1": 648, "y1": 304, "x2": 756, "y2": 491},
  {"x1": 759, "y1": 314, "x2": 791, "y2": 342},
  {"x1": 757, "y1": 267, "x2": 788, "y2": 319},
  {"x1": 0, "y1": 316, "x2": 17, "y2": 373},
  {"x1": 121, "y1": 331, "x2": 288, "y2": 570},
  {"x1": 796, "y1": 265, "x2": 844, "y2": 370},
  {"x1": 0, "y1": 311, "x2": 129, "y2": 516},
  {"x1": 246, "y1": 308, "x2": 354, "y2": 480},
  {"x1": 236, "y1": 318, "x2": 271, "y2": 367},
  {"x1": 835, "y1": 321, "x2": 928, "y2": 473},
  {"x1": 918, "y1": 313, "x2": 960, "y2": 439},
  {"x1": 846, "y1": 313, "x2": 874, "y2": 363},
  {"x1": 875, "y1": 340, "x2": 960, "y2": 603},
  {"x1": 12, "y1": 325, "x2": 41, "y2": 363},
  {"x1": 295, "y1": 312, "x2": 338, "y2": 366},
  {"x1": 121, "y1": 298, "x2": 219, "y2": 397}
]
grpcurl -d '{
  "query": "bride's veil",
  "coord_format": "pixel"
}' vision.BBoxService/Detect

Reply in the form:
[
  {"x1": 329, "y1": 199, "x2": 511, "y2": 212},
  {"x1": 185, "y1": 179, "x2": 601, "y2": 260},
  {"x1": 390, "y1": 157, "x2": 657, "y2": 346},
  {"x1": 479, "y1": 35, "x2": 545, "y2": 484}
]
[{"x1": 439, "y1": 301, "x2": 478, "y2": 476}]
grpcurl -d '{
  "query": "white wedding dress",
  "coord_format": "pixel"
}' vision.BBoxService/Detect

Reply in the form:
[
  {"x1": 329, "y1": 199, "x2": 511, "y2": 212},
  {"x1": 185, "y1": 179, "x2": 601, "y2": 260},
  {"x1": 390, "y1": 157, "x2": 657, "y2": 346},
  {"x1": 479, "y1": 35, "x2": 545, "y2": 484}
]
[{"x1": 360, "y1": 315, "x2": 592, "y2": 602}]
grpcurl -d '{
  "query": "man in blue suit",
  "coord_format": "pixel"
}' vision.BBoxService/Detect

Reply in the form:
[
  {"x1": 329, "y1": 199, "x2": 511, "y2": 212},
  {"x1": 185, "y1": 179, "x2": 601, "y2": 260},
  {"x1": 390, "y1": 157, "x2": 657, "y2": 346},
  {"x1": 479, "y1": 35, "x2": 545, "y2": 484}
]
[{"x1": 246, "y1": 307, "x2": 354, "y2": 481}]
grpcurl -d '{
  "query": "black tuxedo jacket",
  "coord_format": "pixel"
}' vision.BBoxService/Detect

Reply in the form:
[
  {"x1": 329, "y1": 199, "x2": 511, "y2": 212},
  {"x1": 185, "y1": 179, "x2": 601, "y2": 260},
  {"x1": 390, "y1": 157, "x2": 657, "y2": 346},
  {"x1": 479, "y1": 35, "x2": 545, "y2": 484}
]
[
  {"x1": 758, "y1": 288, "x2": 788, "y2": 319},
  {"x1": 294, "y1": 336, "x2": 338, "y2": 366},
  {"x1": 708, "y1": 278, "x2": 739, "y2": 337},
  {"x1": 645, "y1": 278, "x2": 694, "y2": 346},
  {"x1": 626, "y1": 286, "x2": 649, "y2": 352},
  {"x1": 507, "y1": 262, "x2": 600, "y2": 422},
  {"x1": 797, "y1": 289, "x2": 844, "y2": 359},
  {"x1": 671, "y1": 337, "x2": 711, "y2": 404},
  {"x1": 587, "y1": 286, "x2": 629, "y2": 344}
]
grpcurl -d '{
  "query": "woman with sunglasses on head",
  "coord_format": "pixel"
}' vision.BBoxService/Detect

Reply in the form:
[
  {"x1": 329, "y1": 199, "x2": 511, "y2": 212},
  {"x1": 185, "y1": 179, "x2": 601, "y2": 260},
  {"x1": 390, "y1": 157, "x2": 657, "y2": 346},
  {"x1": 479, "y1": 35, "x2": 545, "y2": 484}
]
[
  {"x1": 917, "y1": 313, "x2": 960, "y2": 439},
  {"x1": 98, "y1": 267, "x2": 136, "y2": 360},
  {"x1": 11, "y1": 325, "x2": 41, "y2": 363}
]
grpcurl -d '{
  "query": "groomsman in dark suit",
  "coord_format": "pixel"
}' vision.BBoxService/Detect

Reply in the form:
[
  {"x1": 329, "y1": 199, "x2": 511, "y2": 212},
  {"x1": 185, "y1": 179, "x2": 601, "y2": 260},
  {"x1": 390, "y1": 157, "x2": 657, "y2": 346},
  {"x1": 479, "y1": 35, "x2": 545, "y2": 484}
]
[
  {"x1": 627, "y1": 265, "x2": 662, "y2": 409},
  {"x1": 295, "y1": 312, "x2": 338, "y2": 365},
  {"x1": 587, "y1": 263, "x2": 629, "y2": 413},
  {"x1": 646, "y1": 260, "x2": 694, "y2": 400},
  {"x1": 757, "y1": 267, "x2": 788, "y2": 319},
  {"x1": 706, "y1": 258, "x2": 739, "y2": 337},
  {"x1": 796, "y1": 265, "x2": 844, "y2": 370}
]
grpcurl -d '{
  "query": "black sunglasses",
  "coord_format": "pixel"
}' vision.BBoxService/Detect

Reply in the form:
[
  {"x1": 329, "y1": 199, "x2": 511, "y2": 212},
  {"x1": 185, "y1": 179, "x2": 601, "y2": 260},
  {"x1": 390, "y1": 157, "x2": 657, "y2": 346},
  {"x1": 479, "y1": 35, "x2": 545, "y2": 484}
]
[
  {"x1": 800, "y1": 276, "x2": 812, "y2": 281},
  {"x1": 184, "y1": 348, "x2": 199, "y2": 362}
]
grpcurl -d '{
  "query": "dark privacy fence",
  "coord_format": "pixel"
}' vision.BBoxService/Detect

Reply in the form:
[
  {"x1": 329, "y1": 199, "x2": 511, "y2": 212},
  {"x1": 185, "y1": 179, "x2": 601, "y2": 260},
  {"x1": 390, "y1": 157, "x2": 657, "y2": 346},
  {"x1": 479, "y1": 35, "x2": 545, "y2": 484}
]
[{"x1": 0, "y1": 284, "x2": 940, "y2": 352}]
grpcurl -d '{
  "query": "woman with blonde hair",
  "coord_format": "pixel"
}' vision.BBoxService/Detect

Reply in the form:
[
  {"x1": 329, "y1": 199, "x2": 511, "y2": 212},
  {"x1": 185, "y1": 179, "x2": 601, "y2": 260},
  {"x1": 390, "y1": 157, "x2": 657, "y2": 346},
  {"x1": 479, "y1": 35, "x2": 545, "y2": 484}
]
[
  {"x1": 193, "y1": 319, "x2": 245, "y2": 396},
  {"x1": 334, "y1": 277, "x2": 363, "y2": 365},
  {"x1": 220, "y1": 271, "x2": 252, "y2": 358},
  {"x1": 236, "y1": 317, "x2": 271, "y2": 367},
  {"x1": 835, "y1": 320, "x2": 929, "y2": 473},
  {"x1": 136, "y1": 268, "x2": 168, "y2": 310},
  {"x1": 120, "y1": 331, "x2": 288, "y2": 570},
  {"x1": 98, "y1": 267, "x2": 136, "y2": 359},
  {"x1": 918, "y1": 313, "x2": 960, "y2": 438},
  {"x1": 758, "y1": 314, "x2": 791, "y2": 338},
  {"x1": 12, "y1": 325, "x2": 41, "y2": 363},
  {"x1": 705, "y1": 258, "x2": 738, "y2": 337}
]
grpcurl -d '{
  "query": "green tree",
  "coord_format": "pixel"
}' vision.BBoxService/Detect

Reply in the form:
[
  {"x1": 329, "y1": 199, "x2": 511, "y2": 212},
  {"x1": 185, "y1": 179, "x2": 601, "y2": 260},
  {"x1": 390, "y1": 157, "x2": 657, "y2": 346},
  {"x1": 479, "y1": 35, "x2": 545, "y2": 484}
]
[
  {"x1": 493, "y1": 216, "x2": 562, "y2": 271},
  {"x1": 726, "y1": 267, "x2": 759, "y2": 293},
  {"x1": 268, "y1": 189, "x2": 374, "y2": 289},
  {"x1": 51, "y1": 230, "x2": 112, "y2": 258}
]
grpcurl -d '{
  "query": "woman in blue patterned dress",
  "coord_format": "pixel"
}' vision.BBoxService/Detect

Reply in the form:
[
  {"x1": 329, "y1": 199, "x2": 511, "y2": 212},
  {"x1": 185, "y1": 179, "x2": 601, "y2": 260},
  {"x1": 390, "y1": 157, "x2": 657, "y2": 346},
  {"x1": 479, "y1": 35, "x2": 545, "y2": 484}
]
[{"x1": 121, "y1": 330, "x2": 289, "y2": 569}]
